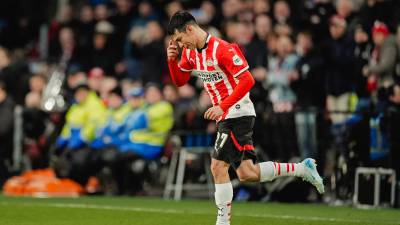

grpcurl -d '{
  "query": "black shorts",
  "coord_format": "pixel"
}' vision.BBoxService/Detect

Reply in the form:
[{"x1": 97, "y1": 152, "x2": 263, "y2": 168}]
[{"x1": 211, "y1": 116, "x2": 257, "y2": 169}]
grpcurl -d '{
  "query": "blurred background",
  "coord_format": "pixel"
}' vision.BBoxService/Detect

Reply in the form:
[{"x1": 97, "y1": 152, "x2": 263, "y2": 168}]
[{"x1": 0, "y1": 0, "x2": 399, "y2": 208}]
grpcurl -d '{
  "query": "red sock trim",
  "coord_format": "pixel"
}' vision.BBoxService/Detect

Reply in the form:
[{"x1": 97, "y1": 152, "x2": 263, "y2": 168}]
[
  {"x1": 277, "y1": 163, "x2": 281, "y2": 175},
  {"x1": 291, "y1": 163, "x2": 295, "y2": 172},
  {"x1": 286, "y1": 163, "x2": 289, "y2": 173}
]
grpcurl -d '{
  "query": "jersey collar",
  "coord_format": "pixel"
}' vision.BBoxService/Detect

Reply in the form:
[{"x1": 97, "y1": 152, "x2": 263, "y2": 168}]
[{"x1": 197, "y1": 34, "x2": 211, "y2": 51}]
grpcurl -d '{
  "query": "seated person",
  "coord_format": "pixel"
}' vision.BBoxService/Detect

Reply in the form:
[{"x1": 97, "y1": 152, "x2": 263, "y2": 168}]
[
  {"x1": 91, "y1": 86, "x2": 131, "y2": 149},
  {"x1": 56, "y1": 84, "x2": 107, "y2": 150},
  {"x1": 117, "y1": 84, "x2": 174, "y2": 160}
]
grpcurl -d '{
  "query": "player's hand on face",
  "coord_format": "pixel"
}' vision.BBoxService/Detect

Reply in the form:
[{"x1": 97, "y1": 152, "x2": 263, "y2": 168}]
[
  {"x1": 167, "y1": 40, "x2": 179, "y2": 62},
  {"x1": 204, "y1": 106, "x2": 224, "y2": 120}
]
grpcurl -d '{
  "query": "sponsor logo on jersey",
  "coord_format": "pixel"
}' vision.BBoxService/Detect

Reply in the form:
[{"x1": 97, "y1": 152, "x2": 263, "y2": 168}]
[
  {"x1": 194, "y1": 71, "x2": 223, "y2": 83},
  {"x1": 232, "y1": 55, "x2": 243, "y2": 66}
]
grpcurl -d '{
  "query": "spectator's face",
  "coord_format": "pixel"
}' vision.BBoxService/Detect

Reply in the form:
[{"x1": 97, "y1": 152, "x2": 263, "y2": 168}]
[
  {"x1": 29, "y1": 76, "x2": 46, "y2": 93},
  {"x1": 67, "y1": 72, "x2": 87, "y2": 89},
  {"x1": 59, "y1": 27, "x2": 74, "y2": 48},
  {"x1": 163, "y1": 85, "x2": 178, "y2": 103},
  {"x1": 297, "y1": 33, "x2": 313, "y2": 53},
  {"x1": 88, "y1": 76, "x2": 104, "y2": 92},
  {"x1": 166, "y1": 1, "x2": 183, "y2": 18},
  {"x1": 94, "y1": 33, "x2": 107, "y2": 49},
  {"x1": 95, "y1": 4, "x2": 108, "y2": 21},
  {"x1": 147, "y1": 21, "x2": 163, "y2": 41},
  {"x1": 74, "y1": 88, "x2": 89, "y2": 103},
  {"x1": 354, "y1": 28, "x2": 368, "y2": 43},
  {"x1": 116, "y1": 0, "x2": 132, "y2": 14},
  {"x1": 59, "y1": 5, "x2": 73, "y2": 23},
  {"x1": 138, "y1": 1, "x2": 152, "y2": 17},
  {"x1": 108, "y1": 93, "x2": 123, "y2": 109},
  {"x1": 372, "y1": 32, "x2": 386, "y2": 46},
  {"x1": 336, "y1": 0, "x2": 353, "y2": 18},
  {"x1": 390, "y1": 85, "x2": 400, "y2": 104},
  {"x1": 274, "y1": 1, "x2": 290, "y2": 21},
  {"x1": 145, "y1": 86, "x2": 163, "y2": 104},
  {"x1": 80, "y1": 5, "x2": 93, "y2": 23},
  {"x1": 255, "y1": 15, "x2": 272, "y2": 40},
  {"x1": 253, "y1": 0, "x2": 270, "y2": 15},
  {"x1": 0, "y1": 48, "x2": 10, "y2": 69},
  {"x1": 329, "y1": 24, "x2": 346, "y2": 39},
  {"x1": 222, "y1": 0, "x2": 242, "y2": 18},
  {"x1": 276, "y1": 36, "x2": 293, "y2": 58},
  {"x1": 128, "y1": 96, "x2": 143, "y2": 108}
]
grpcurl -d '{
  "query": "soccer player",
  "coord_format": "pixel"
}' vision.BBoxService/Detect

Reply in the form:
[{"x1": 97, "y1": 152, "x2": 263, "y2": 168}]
[{"x1": 167, "y1": 11, "x2": 324, "y2": 225}]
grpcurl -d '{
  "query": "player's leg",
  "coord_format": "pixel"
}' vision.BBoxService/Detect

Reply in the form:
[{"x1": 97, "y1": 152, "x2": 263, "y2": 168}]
[
  {"x1": 235, "y1": 157, "x2": 324, "y2": 194},
  {"x1": 211, "y1": 158, "x2": 232, "y2": 225}
]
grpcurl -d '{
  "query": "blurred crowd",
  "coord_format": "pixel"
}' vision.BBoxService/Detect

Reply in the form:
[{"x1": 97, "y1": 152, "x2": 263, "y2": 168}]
[{"x1": 1, "y1": 0, "x2": 400, "y2": 198}]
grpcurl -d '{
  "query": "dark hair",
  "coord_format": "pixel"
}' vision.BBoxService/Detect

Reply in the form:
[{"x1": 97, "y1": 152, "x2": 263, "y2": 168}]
[{"x1": 167, "y1": 11, "x2": 197, "y2": 35}]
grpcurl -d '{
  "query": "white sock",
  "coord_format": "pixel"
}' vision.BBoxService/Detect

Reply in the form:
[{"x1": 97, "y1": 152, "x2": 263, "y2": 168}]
[
  {"x1": 215, "y1": 182, "x2": 233, "y2": 225},
  {"x1": 259, "y1": 161, "x2": 304, "y2": 182}
]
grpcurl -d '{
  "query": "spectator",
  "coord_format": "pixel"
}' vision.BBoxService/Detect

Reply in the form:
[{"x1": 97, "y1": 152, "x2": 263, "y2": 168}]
[
  {"x1": 246, "y1": 14, "x2": 270, "y2": 70},
  {"x1": 363, "y1": 21, "x2": 398, "y2": 104},
  {"x1": 0, "y1": 81, "x2": 14, "y2": 186},
  {"x1": 118, "y1": 84, "x2": 173, "y2": 160},
  {"x1": 353, "y1": 25, "x2": 373, "y2": 104},
  {"x1": 76, "y1": 5, "x2": 95, "y2": 53},
  {"x1": 0, "y1": 47, "x2": 31, "y2": 105},
  {"x1": 292, "y1": 31, "x2": 325, "y2": 158},
  {"x1": 323, "y1": 15, "x2": 355, "y2": 124},
  {"x1": 265, "y1": 35, "x2": 300, "y2": 160},
  {"x1": 56, "y1": 83, "x2": 106, "y2": 151},
  {"x1": 91, "y1": 86, "x2": 131, "y2": 150},
  {"x1": 135, "y1": 21, "x2": 167, "y2": 85},
  {"x1": 88, "y1": 67, "x2": 106, "y2": 94},
  {"x1": 89, "y1": 21, "x2": 117, "y2": 74},
  {"x1": 94, "y1": 4, "x2": 109, "y2": 22}
]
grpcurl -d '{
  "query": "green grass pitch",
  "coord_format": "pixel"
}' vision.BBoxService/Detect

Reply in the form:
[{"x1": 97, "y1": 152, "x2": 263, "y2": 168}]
[{"x1": 0, "y1": 195, "x2": 399, "y2": 225}]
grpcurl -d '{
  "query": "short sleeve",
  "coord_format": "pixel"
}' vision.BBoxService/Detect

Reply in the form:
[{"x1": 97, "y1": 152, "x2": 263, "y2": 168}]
[
  {"x1": 218, "y1": 44, "x2": 249, "y2": 77},
  {"x1": 178, "y1": 48, "x2": 193, "y2": 72}
]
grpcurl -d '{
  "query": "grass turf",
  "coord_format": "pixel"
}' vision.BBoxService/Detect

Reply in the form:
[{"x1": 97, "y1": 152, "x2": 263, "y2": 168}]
[{"x1": 0, "y1": 195, "x2": 399, "y2": 225}]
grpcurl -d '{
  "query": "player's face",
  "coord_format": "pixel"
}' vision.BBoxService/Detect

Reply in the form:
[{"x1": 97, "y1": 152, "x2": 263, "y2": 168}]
[{"x1": 172, "y1": 26, "x2": 196, "y2": 50}]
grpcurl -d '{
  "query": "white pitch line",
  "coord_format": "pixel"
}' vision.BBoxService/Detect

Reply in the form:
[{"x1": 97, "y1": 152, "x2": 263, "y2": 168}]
[{"x1": 1, "y1": 201, "x2": 399, "y2": 225}]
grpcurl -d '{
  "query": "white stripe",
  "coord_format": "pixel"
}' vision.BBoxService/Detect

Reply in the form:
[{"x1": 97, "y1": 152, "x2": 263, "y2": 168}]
[
  {"x1": 1, "y1": 201, "x2": 398, "y2": 225},
  {"x1": 233, "y1": 65, "x2": 249, "y2": 77},
  {"x1": 179, "y1": 67, "x2": 192, "y2": 72},
  {"x1": 212, "y1": 41, "x2": 219, "y2": 69},
  {"x1": 202, "y1": 49, "x2": 207, "y2": 70},
  {"x1": 195, "y1": 49, "x2": 200, "y2": 70},
  {"x1": 186, "y1": 49, "x2": 190, "y2": 61},
  {"x1": 222, "y1": 75, "x2": 233, "y2": 95}
]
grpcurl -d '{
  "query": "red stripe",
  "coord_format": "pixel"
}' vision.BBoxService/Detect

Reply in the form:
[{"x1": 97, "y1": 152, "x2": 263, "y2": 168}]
[
  {"x1": 219, "y1": 66, "x2": 238, "y2": 90},
  {"x1": 206, "y1": 83, "x2": 218, "y2": 105},
  {"x1": 291, "y1": 163, "x2": 295, "y2": 172},
  {"x1": 230, "y1": 131, "x2": 254, "y2": 151},
  {"x1": 277, "y1": 163, "x2": 281, "y2": 175},
  {"x1": 206, "y1": 38, "x2": 215, "y2": 71},
  {"x1": 197, "y1": 49, "x2": 204, "y2": 70},
  {"x1": 216, "y1": 80, "x2": 229, "y2": 100},
  {"x1": 273, "y1": 162, "x2": 277, "y2": 170},
  {"x1": 286, "y1": 163, "x2": 289, "y2": 173}
]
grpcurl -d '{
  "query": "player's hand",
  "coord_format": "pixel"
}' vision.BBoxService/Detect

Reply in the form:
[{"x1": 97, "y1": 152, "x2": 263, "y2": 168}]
[
  {"x1": 167, "y1": 40, "x2": 179, "y2": 62},
  {"x1": 204, "y1": 106, "x2": 224, "y2": 120}
]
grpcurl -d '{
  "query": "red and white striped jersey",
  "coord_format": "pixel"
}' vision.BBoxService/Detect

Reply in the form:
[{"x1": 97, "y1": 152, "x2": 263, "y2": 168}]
[{"x1": 178, "y1": 35, "x2": 256, "y2": 120}]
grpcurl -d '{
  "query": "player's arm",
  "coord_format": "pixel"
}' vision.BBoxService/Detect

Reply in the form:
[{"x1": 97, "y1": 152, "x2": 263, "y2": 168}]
[
  {"x1": 167, "y1": 40, "x2": 191, "y2": 87},
  {"x1": 219, "y1": 71, "x2": 254, "y2": 111}
]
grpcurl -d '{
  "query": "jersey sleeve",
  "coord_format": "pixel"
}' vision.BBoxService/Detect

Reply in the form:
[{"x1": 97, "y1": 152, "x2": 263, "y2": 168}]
[
  {"x1": 218, "y1": 43, "x2": 249, "y2": 77},
  {"x1": 178, "y1": 48, "x2": 193, "y2": 72}
]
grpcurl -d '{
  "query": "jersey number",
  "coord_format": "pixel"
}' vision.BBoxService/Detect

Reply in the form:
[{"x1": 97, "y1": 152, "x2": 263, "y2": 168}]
[{"x1": 215, "y1": 132, "x2": 229, "y2": 151}]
